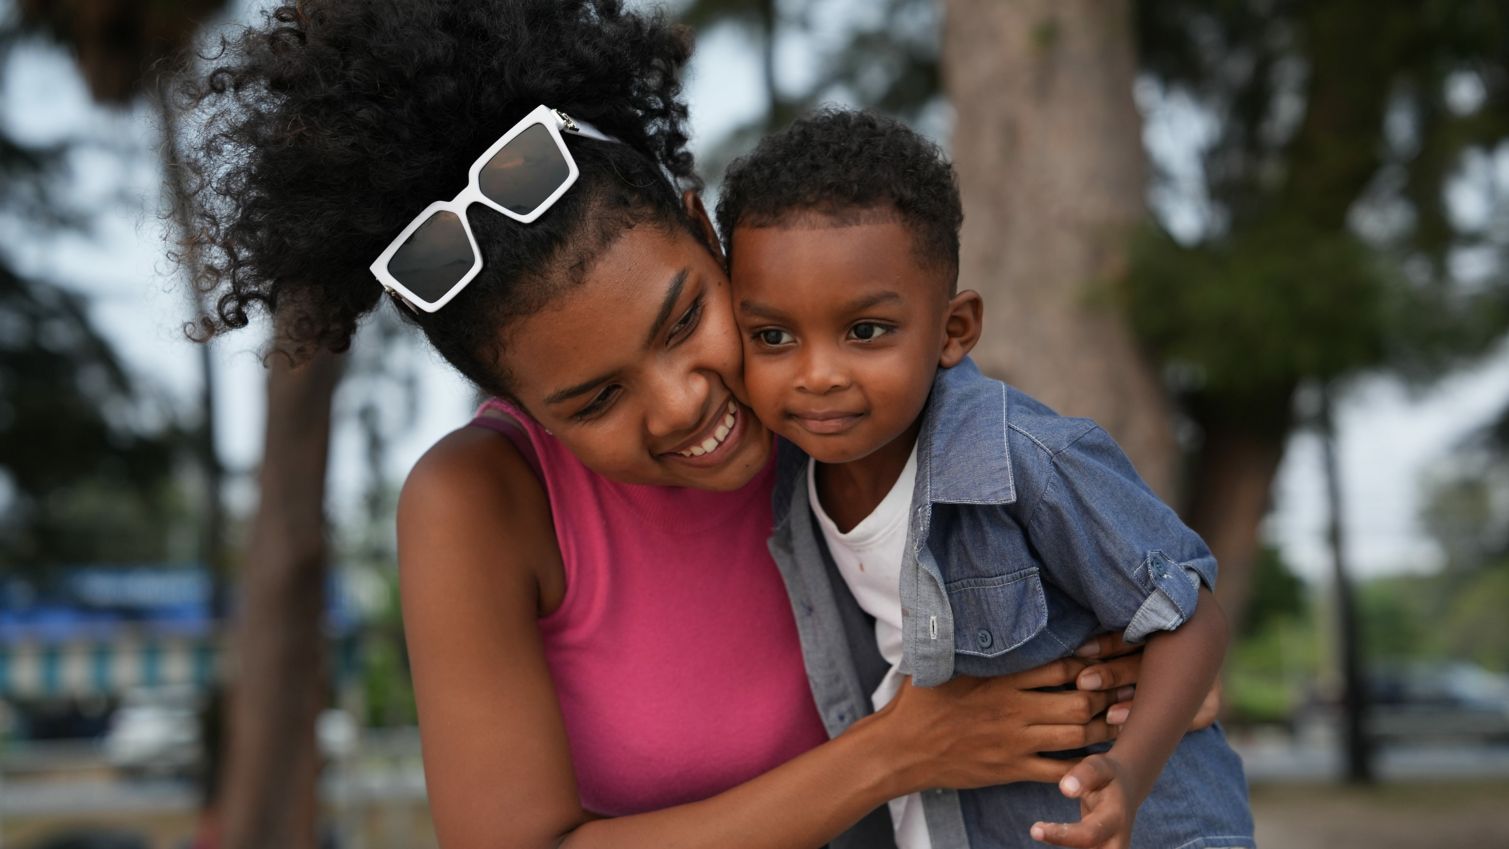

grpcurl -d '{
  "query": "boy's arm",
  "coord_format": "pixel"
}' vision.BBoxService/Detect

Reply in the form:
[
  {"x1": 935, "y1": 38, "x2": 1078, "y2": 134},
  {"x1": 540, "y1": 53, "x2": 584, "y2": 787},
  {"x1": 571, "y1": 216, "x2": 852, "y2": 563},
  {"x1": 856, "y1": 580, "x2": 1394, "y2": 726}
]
[{"x1": 1032, "y1": 587, "x2": 1229, "y2": 849}]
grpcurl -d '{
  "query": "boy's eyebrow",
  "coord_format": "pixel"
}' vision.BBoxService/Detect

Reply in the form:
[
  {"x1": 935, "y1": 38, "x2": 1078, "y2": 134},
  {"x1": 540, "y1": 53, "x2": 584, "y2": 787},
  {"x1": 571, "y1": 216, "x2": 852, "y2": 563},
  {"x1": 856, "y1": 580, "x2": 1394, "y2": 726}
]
[
  {"x1": 739, "y1": 290, "x2": 904, "y2": 321},
  {"x1": 544, "y1": 267, "x2": 690, "y2": 406},
  {"x1": 737, "y1": 298, "x2": 789, "y2": 321},
  {"x1": 838, "y1": 290, "x2": 903, "y2": 312}
]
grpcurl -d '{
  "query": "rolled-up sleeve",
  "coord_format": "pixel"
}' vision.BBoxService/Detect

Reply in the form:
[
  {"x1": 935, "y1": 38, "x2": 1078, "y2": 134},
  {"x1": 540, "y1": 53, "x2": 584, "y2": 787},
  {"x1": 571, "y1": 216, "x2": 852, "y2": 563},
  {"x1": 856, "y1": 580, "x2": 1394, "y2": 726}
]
[{"x1": 1023, "y1": 425, "x2": 1217, "y2": 644}]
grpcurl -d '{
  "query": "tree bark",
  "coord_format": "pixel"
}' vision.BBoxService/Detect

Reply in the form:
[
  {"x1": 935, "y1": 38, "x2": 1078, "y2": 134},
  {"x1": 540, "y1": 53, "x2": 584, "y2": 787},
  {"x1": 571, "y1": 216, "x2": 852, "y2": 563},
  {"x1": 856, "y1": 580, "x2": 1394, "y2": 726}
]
[
  {"x1": 941, "y1": 0, "x2": 1178, "y2": 501},
  {"x1": 218, "y1": 339, "x2": 343, "y2": 849},
  {"x1": 1183, "y1": 408, "x2": 1291, "y2": 629}
]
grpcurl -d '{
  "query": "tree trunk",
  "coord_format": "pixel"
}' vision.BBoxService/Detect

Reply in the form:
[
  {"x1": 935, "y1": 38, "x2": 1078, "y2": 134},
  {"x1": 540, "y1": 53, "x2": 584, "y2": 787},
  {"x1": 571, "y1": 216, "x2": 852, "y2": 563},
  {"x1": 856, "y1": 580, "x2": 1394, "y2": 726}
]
[
  {"x1": 218, "y1": 339, "x2": 343, "y2": 849},
  {"x1": 941, "y1": 0, "x2": 1178, "y2": 501},
  {"x1": 1183, "y1": 405, "x2": 1292, "y2": 630}
]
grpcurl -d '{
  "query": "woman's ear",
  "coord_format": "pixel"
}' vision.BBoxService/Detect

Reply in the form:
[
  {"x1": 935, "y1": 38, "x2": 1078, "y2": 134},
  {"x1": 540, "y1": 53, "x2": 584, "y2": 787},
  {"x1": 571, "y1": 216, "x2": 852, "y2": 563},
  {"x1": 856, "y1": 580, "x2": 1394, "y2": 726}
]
[
  {"x1": 682, "y1": 190, "x2": 725, "y2": 263},
  {"x1": 939, "y1": 289, "x2": 984, "y2": 368}
]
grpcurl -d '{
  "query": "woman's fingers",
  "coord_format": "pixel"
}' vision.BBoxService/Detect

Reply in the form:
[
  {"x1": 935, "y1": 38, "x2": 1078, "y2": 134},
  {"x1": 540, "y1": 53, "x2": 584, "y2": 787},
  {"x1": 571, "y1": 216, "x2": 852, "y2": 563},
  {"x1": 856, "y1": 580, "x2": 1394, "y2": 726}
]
[
  {"x1": 1073, "y1": 631, "x2": 1137, "y2": 660},
  {"x1": 1018, "y1": 755, "x2": 1078, "y2": 784},
  {"x1": 1005, "y1": 657, "x2": 1091, "y2": 690},
  {"x1": 1191, "y1": 678, "x2": 1223, "y2": 729},
  {"x1": 1032, "y1": 717, "x2": 1116, "y2": 751},
  {"x1": 1075, "y1": 652, "x2": 1142, "y2": 691},
  {"x1": 1021, "y1": 687, "x2": 1113, "y2": 725}
]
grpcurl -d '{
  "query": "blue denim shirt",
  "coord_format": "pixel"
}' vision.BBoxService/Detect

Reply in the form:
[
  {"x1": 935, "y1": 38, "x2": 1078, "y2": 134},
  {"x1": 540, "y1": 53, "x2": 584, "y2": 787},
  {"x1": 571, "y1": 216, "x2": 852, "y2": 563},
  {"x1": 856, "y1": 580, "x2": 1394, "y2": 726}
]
[{"x1": 771, "y1": 358, "x2": 1254, "y2": 849}]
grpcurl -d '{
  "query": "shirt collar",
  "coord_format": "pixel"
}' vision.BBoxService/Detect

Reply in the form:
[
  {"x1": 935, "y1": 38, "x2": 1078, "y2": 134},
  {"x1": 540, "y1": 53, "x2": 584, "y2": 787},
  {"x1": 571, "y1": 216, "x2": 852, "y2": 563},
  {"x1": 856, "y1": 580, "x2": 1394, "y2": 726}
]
[{"x1": 917, "y1": 357, "x2": 1018, "y2": 506}]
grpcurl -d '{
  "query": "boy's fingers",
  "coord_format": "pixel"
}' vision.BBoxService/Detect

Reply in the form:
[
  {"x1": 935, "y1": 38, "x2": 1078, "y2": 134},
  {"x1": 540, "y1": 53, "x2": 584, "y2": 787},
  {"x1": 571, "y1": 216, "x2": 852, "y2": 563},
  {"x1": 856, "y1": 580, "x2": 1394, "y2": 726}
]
[{"x1": 1030, "y1": 814, "x2": 1115, "y2": 848}]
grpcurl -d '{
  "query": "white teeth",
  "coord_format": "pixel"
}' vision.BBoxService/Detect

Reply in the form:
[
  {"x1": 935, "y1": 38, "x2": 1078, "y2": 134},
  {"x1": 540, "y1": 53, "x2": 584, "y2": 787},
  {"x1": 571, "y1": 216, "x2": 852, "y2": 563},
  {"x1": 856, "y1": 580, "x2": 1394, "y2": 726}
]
[{"x1": 676, "y1": 401, "x2": 740, "y2": 458}]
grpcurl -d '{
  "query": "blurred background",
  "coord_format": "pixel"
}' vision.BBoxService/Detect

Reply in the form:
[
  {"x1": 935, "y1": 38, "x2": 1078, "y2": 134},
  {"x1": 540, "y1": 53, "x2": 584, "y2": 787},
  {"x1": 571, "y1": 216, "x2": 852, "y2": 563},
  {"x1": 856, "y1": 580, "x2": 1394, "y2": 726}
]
[{"x1": 1, "y1": 1, "x2": 1507, "y2": 847}]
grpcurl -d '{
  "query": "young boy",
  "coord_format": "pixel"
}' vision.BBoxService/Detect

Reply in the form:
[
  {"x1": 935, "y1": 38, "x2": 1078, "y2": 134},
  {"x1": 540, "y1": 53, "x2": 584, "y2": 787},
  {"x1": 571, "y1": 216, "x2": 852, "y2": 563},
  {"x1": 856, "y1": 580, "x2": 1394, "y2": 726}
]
[{"x1": 717, "y1": 109, "x2": 1254, "y2": 849}]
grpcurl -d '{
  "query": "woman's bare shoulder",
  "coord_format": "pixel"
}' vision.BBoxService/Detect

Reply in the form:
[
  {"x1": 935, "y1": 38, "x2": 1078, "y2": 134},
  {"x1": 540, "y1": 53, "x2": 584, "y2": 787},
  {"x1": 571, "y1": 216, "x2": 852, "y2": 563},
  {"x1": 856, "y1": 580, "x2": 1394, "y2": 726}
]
[{"x1": 397, "y1": 422, "x2": 563, "y2": 609}]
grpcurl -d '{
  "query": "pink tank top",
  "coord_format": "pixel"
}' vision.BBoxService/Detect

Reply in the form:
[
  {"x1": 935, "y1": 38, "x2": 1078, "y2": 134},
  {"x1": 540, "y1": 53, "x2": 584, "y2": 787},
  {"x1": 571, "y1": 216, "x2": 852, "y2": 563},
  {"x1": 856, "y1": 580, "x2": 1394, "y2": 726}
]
[{"x1": 470, "y1": 401, "x2": 829, "y2": 816}]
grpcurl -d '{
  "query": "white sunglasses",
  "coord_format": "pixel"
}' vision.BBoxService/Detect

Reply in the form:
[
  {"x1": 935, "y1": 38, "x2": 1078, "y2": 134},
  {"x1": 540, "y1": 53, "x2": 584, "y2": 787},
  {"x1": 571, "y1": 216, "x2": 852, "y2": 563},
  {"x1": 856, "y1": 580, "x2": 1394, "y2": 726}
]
[{"x1": 368, "y1": 105, "x2": 618, "y2": 313}]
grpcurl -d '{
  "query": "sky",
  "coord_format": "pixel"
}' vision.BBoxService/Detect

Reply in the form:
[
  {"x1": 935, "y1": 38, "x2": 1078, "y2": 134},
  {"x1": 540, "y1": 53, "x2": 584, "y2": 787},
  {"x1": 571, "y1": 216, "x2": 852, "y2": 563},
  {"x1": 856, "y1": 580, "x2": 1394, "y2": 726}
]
[{"x1": 2, "y1": 5, "x2": 1506, "y2": 586}]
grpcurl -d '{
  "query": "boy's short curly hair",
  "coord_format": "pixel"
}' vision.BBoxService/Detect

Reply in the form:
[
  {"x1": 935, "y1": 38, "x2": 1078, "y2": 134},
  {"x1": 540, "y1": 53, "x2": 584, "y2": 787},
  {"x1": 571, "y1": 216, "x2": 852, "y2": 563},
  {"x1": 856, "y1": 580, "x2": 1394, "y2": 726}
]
[
  {"x1": 175, "y1": 0, "x2": 705, "y2": 396},
  {"x1": 715, "y1": 109, "x2": 962, "y2": 290}
]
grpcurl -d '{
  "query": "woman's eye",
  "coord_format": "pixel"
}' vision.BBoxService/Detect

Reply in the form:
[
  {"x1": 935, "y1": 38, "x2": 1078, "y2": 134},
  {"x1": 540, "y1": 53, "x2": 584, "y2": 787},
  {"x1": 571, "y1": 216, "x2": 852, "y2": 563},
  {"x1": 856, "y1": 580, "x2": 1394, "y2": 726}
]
[
  {"x1": 573, "y1": 386, "x2": 621, "y2": 421},
  {"x1": 849, "y1": 322, "x2": 892, "y2": 341},
  {"x1": 756, "y1": 329, "x2": 794, "y2": 346},
  {"x1": 667, "y1": 296, "x2": 704, "y2": 343}
]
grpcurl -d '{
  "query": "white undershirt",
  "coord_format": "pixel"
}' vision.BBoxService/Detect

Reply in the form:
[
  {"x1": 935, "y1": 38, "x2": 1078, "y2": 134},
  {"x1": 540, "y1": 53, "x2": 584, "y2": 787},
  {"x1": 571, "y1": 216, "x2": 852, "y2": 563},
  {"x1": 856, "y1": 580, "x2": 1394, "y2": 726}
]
[{"x1": 808, "y1": 445, "x2": 931, "y2": 849}]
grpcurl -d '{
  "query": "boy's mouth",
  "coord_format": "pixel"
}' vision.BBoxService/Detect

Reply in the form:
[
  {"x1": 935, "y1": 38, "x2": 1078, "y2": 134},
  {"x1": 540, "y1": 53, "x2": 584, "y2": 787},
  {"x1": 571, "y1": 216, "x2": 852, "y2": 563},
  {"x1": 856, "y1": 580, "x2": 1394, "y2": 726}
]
[{"x1": 787, "y1": 409, "x2": 865, "y2": 436}]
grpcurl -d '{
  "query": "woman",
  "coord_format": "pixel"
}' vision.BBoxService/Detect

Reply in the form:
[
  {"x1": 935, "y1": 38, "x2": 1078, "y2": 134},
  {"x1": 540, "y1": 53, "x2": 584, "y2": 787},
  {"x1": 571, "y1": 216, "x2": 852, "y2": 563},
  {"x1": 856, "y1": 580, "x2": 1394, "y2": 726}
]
[{"x1": 178, "y1": 2, "x2": 1216, "y2": 847}]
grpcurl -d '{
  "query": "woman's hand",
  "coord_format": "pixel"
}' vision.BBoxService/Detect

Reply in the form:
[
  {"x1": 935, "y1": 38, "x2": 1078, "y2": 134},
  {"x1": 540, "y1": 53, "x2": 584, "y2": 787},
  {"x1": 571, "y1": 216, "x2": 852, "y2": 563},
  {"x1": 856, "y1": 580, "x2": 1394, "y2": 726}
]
[
  {"x1": 871, "y1": 658, "x2": 1118, "y2": 792},
  {"x1": 1071, "y1": 633, "x2": 1223, "y2": 730}
]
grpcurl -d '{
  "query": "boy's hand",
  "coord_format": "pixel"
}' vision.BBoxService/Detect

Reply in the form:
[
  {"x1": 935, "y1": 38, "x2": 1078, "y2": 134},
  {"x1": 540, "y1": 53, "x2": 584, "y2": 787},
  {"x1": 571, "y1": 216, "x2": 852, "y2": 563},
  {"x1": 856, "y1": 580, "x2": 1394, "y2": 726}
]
[{"x1": 1029, "y1": 754, "x2": 1139, "y2": 849}]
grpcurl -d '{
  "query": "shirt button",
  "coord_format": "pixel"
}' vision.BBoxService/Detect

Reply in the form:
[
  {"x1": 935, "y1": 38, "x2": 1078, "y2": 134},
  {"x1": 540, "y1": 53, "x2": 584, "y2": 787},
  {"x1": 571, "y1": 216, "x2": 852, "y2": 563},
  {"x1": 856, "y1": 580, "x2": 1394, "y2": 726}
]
[{"x1": 976, "y1": 629, "x2": 993, "y2": 649}]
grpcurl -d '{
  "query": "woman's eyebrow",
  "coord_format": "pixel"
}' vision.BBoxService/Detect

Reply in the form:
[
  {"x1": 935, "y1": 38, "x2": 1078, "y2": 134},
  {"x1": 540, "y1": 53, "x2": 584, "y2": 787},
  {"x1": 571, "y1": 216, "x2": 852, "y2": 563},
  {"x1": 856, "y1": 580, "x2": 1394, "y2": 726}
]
[{"x1": 643, "y1": 268, "x2": 690, "y2": 346}]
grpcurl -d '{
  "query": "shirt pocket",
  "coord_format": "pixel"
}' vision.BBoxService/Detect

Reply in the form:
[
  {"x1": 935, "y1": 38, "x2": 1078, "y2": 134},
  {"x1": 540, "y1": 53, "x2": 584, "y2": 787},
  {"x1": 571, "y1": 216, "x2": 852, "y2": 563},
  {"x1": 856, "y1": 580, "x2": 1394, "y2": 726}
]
[{"x1": 947, "y1": 567, "x2": 1048, "y2": 658}]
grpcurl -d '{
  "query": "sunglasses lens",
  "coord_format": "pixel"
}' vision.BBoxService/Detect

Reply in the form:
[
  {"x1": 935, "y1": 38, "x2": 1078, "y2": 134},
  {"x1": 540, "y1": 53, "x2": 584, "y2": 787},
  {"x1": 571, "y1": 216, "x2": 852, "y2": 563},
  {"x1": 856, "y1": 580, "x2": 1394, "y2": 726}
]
[
  {"x1": 478, "y1": 122, "x2": 571, "y2": 216},
  {"x1": 387, "y1": 210, "x2": 474, "y2": 304}
]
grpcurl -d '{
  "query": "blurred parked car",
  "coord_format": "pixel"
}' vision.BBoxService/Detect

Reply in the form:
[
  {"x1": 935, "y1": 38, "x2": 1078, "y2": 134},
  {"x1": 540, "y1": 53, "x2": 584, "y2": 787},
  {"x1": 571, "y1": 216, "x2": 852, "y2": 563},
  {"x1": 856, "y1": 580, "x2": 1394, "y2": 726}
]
[
  {"x1": 1297, "y1": 662, "x2": 1509, "y2": 744},
  {"x1": 104, "y1": 685, "x2": 358, "y2": 778},
  {"x1": 103, "y1": 684, "x2": 202, "y2": 777}
]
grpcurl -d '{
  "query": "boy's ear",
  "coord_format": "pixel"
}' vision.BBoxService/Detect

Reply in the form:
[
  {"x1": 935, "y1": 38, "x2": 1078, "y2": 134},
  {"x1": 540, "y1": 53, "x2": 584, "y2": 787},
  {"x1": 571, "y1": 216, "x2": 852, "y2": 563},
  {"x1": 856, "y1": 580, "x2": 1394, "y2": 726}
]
[
  {"x1": 939, "y1": 289, "x2": 983, "y2": 368},
  {"x1": 682, "y1": 190, "x2": 725, "y2": 263}
]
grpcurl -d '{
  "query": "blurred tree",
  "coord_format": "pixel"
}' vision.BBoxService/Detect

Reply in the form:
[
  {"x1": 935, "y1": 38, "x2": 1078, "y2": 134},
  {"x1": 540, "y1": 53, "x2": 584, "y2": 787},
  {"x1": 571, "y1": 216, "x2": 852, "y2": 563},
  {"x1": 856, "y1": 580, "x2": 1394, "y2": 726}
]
[
  {"x1": 10, "y1": 3, "x2": 342, "y2": 848},
  {"x1": 943, "y1": 0, "x2": 1182, "y2": 504},
  {"x1": 0, "y1": 22, "x2": 186, "y2": 574},
  {"x1": 1125, "y1": 0, "x2": 1509, "y2": 628}
]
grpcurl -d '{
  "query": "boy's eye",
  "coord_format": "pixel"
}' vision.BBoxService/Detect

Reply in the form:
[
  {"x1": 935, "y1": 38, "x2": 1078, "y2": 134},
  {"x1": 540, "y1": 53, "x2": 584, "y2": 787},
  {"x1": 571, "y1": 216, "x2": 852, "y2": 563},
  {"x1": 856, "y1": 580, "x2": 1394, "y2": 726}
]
[
  {"x1": 755, "y1": 328, "x2": 795, "y2": 346},
  {"x1": 849, "y1": 322, "x2": 892, "y2": 341}
]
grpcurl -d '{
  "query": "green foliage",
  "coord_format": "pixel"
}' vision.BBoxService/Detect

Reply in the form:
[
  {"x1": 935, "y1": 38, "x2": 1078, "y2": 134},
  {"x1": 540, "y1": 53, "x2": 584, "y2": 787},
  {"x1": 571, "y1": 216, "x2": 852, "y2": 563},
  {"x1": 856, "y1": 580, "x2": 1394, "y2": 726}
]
[
  {"x1": 1228, "y1": 612, "x2": 1319, "y2": 724},
  {"x1": 1437, "y1": 565, "x2": 1509, "y2": 673},
  {"x1": 1124, "y1": 222, "x2": 1393, "y2": 404},
  {"x1": 1238, "y1": 545, "x2": 1309, "y2": 637},
  {"x1": 1358, "y1": 575, "x2": 1442, "y2": 662},
  {"x1": 1130, "y1": 0, "x2": 1509, "y2": 405}
]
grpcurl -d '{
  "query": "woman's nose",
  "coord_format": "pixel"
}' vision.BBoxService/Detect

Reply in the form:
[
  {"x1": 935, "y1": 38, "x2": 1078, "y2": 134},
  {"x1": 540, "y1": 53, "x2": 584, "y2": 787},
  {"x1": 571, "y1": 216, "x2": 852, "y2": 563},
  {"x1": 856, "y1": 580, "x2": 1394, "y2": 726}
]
[{"x1": 644, "y1": 369, "x2": 708, "y2": 440}]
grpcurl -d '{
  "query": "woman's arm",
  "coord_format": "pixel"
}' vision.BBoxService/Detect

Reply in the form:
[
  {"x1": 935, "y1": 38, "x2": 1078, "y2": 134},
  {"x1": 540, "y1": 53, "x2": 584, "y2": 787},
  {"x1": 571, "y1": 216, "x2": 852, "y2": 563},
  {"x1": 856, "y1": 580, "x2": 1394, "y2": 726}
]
[{"x1": 400, "y1": 428, "x2": 1123, "y2": 849}]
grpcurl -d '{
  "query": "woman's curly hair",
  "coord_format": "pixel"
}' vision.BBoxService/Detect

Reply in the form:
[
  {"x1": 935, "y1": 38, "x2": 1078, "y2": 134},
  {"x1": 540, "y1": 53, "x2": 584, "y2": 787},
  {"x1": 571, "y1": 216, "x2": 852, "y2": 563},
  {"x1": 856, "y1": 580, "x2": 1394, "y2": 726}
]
[{"x1": 175, "y1": 0, "x2": 705, "y2": 395}]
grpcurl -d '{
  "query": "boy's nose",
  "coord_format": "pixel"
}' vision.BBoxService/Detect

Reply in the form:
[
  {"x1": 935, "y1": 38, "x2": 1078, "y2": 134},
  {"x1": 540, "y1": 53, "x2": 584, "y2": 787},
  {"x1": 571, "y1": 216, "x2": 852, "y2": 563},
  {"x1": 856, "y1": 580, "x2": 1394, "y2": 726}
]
[{"x1": 796, "y1": 348, "x2": 850, "y2": 394}]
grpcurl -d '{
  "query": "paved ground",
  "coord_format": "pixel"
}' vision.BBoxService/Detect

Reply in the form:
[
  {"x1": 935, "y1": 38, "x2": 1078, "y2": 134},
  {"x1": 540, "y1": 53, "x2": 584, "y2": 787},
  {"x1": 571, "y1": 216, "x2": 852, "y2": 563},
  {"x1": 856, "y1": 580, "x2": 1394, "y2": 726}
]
[
  {"x1": 7, "y1": 782, "x2": 1509, "y2": 849},
  {"x1": 1251, "y1": 780, "x2": 1509, "y2": 849}
]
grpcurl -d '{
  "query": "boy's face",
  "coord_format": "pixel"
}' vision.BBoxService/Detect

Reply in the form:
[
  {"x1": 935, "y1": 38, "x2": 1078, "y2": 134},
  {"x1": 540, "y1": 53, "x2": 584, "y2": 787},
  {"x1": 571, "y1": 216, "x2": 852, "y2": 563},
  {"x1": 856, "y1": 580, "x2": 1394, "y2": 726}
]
[{"x1": 730, "y1": 217, "x2": 974, "y2": 465}]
